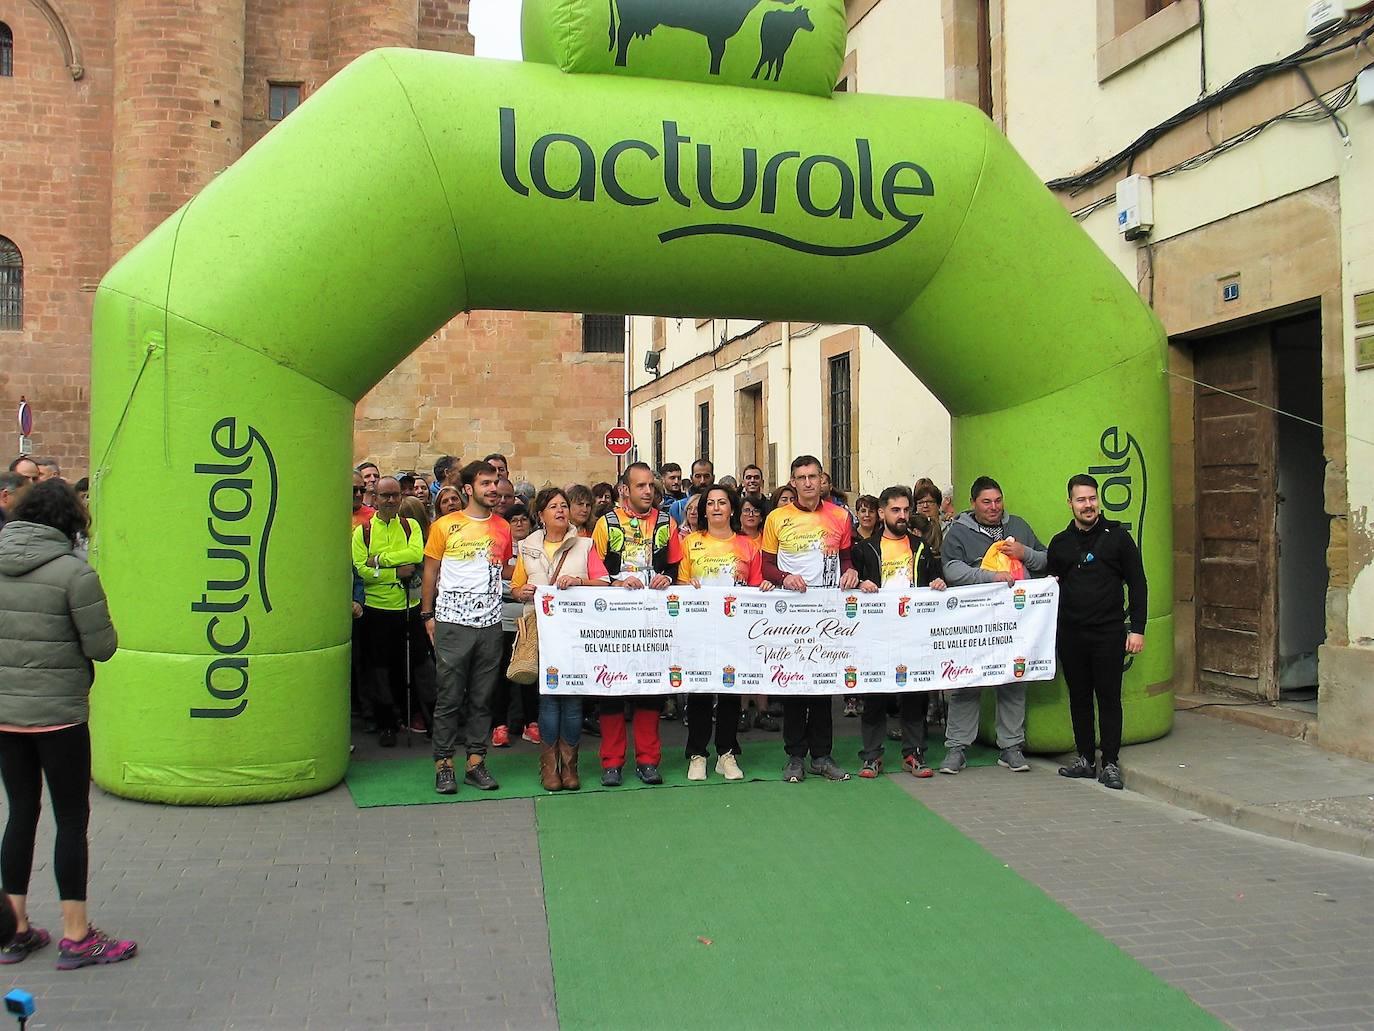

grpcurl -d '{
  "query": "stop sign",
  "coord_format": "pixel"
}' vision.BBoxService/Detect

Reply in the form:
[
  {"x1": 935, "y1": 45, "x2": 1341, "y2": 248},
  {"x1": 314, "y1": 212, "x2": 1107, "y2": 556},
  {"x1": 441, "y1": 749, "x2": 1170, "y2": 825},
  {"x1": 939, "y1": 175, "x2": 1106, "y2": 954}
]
[{"x1": 604, "y1": 427, "x2": 634, "y2": 456}]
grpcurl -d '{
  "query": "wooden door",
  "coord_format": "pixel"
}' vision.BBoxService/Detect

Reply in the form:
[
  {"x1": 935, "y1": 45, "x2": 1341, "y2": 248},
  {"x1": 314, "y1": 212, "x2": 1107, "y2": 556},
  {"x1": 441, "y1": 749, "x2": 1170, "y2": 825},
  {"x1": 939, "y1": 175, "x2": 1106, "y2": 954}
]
[{"x1": 1194, "y1": 327, "x2": 1279, "y2": 699}]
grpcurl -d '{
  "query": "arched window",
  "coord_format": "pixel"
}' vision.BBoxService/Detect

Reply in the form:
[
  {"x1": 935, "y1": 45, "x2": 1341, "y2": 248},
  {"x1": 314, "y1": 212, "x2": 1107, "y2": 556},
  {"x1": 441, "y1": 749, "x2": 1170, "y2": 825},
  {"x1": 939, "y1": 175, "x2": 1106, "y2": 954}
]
[
  {"x1": 0, "y1": 237, "x2": 22, "y2": 331},
  {"x1": 0, "y1": 23, "x2": 13, "y2": 77}
]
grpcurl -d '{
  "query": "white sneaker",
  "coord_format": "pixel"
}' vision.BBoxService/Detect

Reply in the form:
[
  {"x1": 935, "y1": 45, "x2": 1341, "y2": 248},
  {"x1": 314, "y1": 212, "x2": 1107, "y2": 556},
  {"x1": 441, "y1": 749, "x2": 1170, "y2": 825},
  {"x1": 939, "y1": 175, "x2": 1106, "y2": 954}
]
[
  {"x1": 716, "y1": 753, "x2": 744, "y2": 781},
  {"x1": 688, "y1": 755, "x2": 708, "y2": 781}
]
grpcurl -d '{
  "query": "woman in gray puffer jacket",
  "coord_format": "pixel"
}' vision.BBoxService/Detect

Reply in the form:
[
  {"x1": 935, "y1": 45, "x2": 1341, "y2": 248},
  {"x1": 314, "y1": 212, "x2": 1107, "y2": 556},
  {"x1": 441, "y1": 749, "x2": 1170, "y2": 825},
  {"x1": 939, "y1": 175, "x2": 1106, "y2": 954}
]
[{"x1": 0, "y1": 479, "x2": 137, "y2": 970}]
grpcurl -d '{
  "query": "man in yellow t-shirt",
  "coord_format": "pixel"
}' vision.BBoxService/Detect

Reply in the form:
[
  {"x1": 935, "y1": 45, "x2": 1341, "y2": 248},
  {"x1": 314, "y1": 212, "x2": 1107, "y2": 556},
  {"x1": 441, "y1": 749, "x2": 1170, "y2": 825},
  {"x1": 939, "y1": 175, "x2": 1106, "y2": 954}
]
[{"x1": 760, "y1": 455, "x2": 859, "y2": 784}]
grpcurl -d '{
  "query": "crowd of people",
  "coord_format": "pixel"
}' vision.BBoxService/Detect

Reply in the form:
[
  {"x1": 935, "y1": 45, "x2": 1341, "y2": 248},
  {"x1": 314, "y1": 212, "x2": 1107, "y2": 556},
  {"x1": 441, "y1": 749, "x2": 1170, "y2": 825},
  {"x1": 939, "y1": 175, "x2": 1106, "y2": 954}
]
[{"x1": 347, "y1": 450, "x2": 1147, "y2": 798}]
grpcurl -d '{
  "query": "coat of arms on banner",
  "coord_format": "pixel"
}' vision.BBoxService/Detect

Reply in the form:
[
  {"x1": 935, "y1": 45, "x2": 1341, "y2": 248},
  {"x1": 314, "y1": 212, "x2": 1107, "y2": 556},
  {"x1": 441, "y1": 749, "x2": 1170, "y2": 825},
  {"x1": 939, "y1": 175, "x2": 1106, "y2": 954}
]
[
  {"x1": 542, "y1": 595, "x2": 555, "y2": 616},
  {"x1": 546, "y1": 667, "x2": 559, "y2": 689},
  {"x1": 1013, "y1": 657, "x2": 1026, "y2": 678},
  {"x1": 844, "y1": 665, "x2": 858, "y2": 689},
  {"x1": 845, "y1": 595, "x2": 858, "y2": 618},
  {"x1": 1013, "y1": 588, "x2": 1026, "y2": 611},
  {"x1": 669, "y1": 665, "x2": 683, "y2": 688},
  {"x1": 666, "y1": 594, "x2": 680, "y2": 616},
  {"x1": 721, "y1": 665, "x2": 736, "y2": 687},
  {"x1": 895, "y1": 664, "x2": 908, "y2": 686},
  {"x1": 897, "y1": 596, "x2": 911, "y2": 616},
  {"x1": 723, "y1": 595, "x2": 737, "y2": 616}
]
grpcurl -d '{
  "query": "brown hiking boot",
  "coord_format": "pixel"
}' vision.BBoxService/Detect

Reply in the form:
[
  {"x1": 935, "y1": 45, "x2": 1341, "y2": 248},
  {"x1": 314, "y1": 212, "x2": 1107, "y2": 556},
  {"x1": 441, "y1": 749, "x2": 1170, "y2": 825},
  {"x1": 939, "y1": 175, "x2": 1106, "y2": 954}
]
[
  {"x1": 539, "y1": 742, "x2": 563, "y2": 791},
  {"x1": 558, "y1": 740, "x2": 581, "y2": 791}
]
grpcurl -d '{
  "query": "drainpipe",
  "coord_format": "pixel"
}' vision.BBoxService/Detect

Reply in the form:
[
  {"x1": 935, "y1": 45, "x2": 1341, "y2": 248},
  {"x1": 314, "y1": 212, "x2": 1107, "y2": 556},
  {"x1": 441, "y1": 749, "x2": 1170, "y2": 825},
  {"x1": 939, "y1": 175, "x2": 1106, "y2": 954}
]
[
  {"x1": 623, "y1": 315, "x2": 633, "y2": 462},
  {"x1": 779, "y1": 320, "x2": 793, "y2": 469}
]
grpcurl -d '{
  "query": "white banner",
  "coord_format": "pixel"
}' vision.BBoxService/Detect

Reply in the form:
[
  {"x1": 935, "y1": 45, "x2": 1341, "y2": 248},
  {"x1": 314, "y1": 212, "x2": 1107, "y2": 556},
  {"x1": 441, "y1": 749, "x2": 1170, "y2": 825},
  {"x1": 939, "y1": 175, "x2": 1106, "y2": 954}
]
[{"x1": 534, "y1": 580, "x2": 1059, "y2": 696}]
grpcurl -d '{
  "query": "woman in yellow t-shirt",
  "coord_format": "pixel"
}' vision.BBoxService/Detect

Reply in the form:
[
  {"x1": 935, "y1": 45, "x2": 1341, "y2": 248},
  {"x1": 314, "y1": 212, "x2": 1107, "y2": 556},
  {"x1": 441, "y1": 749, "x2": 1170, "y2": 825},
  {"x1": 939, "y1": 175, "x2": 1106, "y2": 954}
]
[{"x1": 676, "y1": 484, "x2": 774, "y2": 782}]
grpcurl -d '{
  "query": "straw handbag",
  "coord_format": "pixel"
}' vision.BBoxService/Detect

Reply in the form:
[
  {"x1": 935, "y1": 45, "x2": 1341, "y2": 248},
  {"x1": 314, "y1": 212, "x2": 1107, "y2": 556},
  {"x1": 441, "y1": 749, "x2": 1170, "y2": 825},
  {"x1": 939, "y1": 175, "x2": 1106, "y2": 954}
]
[{"x1": 506, "y1": 547, "x2": 570, "y2": 685}]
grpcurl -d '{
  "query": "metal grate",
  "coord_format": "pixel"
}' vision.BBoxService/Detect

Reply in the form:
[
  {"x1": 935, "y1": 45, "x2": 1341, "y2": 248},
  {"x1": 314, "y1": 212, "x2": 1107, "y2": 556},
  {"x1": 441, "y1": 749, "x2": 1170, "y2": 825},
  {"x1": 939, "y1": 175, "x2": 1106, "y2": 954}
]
[
  {"x1": 828, "y1": 353, "x2": 851, "y2": 491},
  {"x1": 697, "y1": 402, "x2": 711, "y2": 464},
  {"x1": 0, "y1": 237, "x2": 21, "y2": 331},
  {"x1": 0, "y1": 23, "x2": 11, "y2": 78},
  {"x1": 582, "y1": 313, "x2": 624, "y2": 353},
  {"x1": 653, "y1": 419, "x2": 664, "y2": 472}
]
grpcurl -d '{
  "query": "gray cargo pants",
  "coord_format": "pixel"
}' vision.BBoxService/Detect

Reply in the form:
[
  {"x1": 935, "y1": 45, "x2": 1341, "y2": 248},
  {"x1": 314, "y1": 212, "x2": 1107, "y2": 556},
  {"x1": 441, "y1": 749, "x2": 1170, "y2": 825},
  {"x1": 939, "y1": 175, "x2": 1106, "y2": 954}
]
[{"x1": 944, "y1": 683, "x2": 1026, "y2": 751}]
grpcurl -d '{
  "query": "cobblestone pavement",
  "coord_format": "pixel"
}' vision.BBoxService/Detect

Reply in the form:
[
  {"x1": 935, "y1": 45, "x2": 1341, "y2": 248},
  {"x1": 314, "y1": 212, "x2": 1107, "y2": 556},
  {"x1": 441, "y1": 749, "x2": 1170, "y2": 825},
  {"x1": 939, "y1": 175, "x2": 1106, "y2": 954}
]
[
  {"x1": 902, "y1": 765, "x2": 1374, "y2": 1031},
  {"x1": 3, "y1": 715, "x2": 1372, "y2": 1030}
]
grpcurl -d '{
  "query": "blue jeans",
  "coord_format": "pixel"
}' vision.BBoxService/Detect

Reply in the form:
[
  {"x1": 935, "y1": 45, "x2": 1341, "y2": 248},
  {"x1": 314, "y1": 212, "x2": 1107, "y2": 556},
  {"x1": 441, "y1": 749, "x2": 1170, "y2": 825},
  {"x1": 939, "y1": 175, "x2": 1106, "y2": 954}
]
[{"x1": 538, "y1": 695, "x2": 583, "y2": 746}]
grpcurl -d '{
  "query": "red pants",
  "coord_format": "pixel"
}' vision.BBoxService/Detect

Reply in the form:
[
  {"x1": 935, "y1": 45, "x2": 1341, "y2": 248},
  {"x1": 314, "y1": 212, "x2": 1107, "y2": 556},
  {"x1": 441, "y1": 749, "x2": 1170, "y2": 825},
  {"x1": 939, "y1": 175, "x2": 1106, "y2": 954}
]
[{"x1": 599, "y1": 706, "x2": 662, "y2": 768}]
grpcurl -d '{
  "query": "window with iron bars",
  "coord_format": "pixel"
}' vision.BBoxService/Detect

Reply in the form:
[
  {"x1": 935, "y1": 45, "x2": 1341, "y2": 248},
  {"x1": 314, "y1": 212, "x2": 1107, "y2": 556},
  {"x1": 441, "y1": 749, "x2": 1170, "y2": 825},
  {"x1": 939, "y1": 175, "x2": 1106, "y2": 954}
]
[
  {"x1": 0, "y1": 237, "x2": 22, "y2": 331},
  {"x1": 828, "y1": 353, "x2": 852, "y2": 492},
  {"x1": 582, "y1": 313, "x2": 625, "y2": 353},
  {"x1": 697, "y1": 402, "x2": 710, "y2": 464}
]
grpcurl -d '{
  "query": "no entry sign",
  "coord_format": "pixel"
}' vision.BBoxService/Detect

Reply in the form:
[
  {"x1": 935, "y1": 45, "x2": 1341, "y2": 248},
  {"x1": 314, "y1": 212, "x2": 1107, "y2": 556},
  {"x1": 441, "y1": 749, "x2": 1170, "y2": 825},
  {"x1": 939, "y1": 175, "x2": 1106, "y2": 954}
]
[{"x1": 604, "y1": 426, "x2": 634, "y2": 456}]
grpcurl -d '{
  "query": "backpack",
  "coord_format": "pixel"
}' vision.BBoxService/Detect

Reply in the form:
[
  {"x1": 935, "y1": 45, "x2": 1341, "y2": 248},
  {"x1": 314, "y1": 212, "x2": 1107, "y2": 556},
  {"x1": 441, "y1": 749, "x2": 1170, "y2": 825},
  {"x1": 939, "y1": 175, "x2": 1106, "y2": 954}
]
[
  {"x1": 600, "y1": 507, "x2": 673, "y2": 578},
  {"x1": 361, "y1": 516, "x2": 422, "y2": 591}
]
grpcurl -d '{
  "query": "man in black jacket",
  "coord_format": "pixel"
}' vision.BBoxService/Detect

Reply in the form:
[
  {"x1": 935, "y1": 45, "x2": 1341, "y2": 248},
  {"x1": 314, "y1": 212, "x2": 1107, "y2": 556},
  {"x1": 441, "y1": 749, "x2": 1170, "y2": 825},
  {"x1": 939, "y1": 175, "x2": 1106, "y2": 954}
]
[
  {"x1": 1047, "y1": 473, "x2": 1147, "y2": 790},
  {"x1": 854, "y1": 486, "x2": 947, "y2": 778}
]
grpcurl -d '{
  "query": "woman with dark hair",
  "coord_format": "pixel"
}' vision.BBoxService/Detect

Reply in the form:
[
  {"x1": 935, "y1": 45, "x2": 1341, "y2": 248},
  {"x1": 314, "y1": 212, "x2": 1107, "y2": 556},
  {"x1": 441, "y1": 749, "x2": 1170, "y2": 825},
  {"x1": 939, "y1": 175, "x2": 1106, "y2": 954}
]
[
  {"x1": 855, "y1": 494, "x2": 880, "y2": 540},
  {"x1": 676, "y1": 484, "x2": 774, "y2": 781},
  {"x1": 912, "y1": 480, "x2": 944, "y2": 557},
  {"x1": 0, "y1": 480, "x2": 136, "y2": 969},
  {"x1": 740, "y1": 494, "x2": 768, "y2": 542},
  {"x1": 591, "y1": 482, "x2": 615, "y2": 518},
  {"x1": 769, "y1": 483, "x2": 797, "y2": 510},
  {"x1": 511, "y1": 488, "x2": 611, "y2": 790}
]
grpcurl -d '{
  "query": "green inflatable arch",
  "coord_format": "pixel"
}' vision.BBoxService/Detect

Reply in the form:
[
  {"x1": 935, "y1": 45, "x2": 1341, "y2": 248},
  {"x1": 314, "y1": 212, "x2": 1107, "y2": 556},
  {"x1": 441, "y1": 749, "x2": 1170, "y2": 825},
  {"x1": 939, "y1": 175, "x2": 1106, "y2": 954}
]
[{"x1": 89, "y1": 1, "x2": 1173, "y2": 804}]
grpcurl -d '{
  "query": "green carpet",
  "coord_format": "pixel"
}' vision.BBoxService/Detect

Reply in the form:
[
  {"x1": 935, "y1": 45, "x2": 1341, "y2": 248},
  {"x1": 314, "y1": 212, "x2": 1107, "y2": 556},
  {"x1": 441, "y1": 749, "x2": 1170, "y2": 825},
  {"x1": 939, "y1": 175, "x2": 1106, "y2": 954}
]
[
  {"x1": 344, "y1": 735, "x2": 999, "y2": 807},
  {"x1": 537, "y1": 780, "x2": 1222, "y2": 1031}
]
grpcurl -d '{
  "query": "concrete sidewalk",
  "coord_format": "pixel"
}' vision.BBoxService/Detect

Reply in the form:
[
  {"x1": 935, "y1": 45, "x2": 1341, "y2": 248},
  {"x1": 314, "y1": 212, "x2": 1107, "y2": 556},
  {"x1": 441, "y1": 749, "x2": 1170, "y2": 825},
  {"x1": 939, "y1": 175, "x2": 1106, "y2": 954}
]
[{"x1": 1110, "y1": 710, "x2": 1374, "y2": 859}]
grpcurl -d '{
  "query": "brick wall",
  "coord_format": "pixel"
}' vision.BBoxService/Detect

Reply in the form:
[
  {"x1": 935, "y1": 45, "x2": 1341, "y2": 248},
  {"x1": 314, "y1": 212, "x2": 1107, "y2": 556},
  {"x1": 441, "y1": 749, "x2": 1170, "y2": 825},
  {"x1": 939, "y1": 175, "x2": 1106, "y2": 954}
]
[
  {"x1": 354, "y1": 311, "x2": 627, "y2": 491},
  {"x1": 2, "y1": 0, "x2": 623, "y2": 485}
]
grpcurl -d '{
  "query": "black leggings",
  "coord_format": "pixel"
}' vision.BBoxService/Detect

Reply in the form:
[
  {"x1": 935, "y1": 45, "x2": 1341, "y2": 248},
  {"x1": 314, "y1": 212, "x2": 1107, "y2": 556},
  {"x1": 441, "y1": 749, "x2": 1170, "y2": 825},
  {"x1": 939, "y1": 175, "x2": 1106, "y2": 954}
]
[{"x1": 0, "y1": 724, "x2": 91, "y2": 901}]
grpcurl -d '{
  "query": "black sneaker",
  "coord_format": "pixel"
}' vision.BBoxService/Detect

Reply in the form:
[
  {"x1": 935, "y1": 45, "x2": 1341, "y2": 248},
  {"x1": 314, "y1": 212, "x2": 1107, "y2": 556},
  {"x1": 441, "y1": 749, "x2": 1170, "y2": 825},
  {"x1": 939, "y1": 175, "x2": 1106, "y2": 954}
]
[
  {"x1": 1099, "y1": 761, "x2": 1124, "y2": 790},
  {"x1": 737, "y1": 710, "x2": 753, "y2": 733},
  {"x1": 809, "y1": 756, "x2": 851, "y2": 781},
  {"x1": 582, "y1": 715, "x2": 601, "y2": 737},
  {"x1": 0, "y1": 926, "x2": 50, "y2": 964},
  {"x1": 601, "y1": 766, "x2": 623, "y2": 787},
  {"x1": 635, "y1": 763, "x2": 663, "y2": 785},
  {"x1": 435, "y1": 760, "x2": 457, "y2": 795},
  {"x1": 1058, "y1": 755, "x2": 1096, "y2": 779},
  {"x1": 464, "y1": 760, "x2": 499, "y2": 791},
  {"x1": 782, "y1": 756, "x2": 805, "y2": 783},
  {"x1": 755, "y1": 712, "x2": 780, "y2": 732},
  {"x1": 378, "y1": 728, "x2": 397, "y2": 748},
  {"x1": 767, "y1": 702, "x2": 784, "y2": 717}
]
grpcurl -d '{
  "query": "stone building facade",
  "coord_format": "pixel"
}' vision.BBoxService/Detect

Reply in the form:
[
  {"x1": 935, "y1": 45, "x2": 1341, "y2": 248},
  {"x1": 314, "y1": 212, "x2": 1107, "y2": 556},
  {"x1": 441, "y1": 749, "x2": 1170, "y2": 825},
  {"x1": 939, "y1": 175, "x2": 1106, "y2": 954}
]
[{"x1": 0, "y1": 0, "x2": 624, "y2": 486}]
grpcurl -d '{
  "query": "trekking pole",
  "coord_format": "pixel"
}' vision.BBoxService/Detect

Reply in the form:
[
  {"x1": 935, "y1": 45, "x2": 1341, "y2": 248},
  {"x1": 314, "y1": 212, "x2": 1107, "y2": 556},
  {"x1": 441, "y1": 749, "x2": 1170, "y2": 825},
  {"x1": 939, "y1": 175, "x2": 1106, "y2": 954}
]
[{"x1": 404, "y1": 578, "x2": 413, "y2": 748}]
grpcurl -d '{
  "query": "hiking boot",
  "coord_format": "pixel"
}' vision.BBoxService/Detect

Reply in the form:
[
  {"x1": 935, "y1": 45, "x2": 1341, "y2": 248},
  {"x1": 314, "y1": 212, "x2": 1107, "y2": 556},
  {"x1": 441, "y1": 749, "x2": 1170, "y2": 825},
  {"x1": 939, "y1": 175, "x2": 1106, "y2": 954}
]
[
  {"x1": 0, "y1": 927, "x2": 49, "y2": 964},
  {"x1": 887, "y1": 727, "x2": 903, "y2": 741},
  {"x1": 464, "y1": 759, "x2": 499, "y2": 791},
  {"x1": 767, "y1": 701, "x2": 784, "y2": 717},
  {"x1": 737, "y1": 710, "x2": 753, "y2": 734},
  {"x1": 491, "y1": 724, "x2": 511, "y2": 748},
  {"x1": 938, "y1": 747, "x2": 966, "y2": 775},
  {"x1": 859, "y1": 758, "x2": 883, "y2": 779},
  {"x1": 715, "y1": 753, "x2": 744, "y2": 781},
  {"x1": 435, "y1": 758, "x2": 457, "y2": 795},
  {"x1": 56, "y1": 927, "x2": 137, "y2": 971},
  {"x1": 809, "y1": 756, "x2": 851, "y2": 781},
  {"x1": 601, "y1": 766, "x2": 623, "y2": 787},
  {"x1": 782, "y1": 756, "x2": 805, "y2": 783},
  {"x1": 522, "y1": 723, "x2": 541, "y2": 744},
  {"x1": 903, "y1": 753, "x2": 934, "y2": 779},
  {"x1": 842, "y1": 698, "x2": 859, "y2": 718},
  {"x1": 1099, "y1": 761, "x2": 1124, "y2": 790},
  {"x1": 1058, "y1": 755, "x2": 1096, "y2": 779},
  {"x1": 636, "y1": 763, "x2": 663, "y2": 785},
  {"x1": 687, "y1": 755, "x2": 708, "y2": 781},
  {"x1": 378, "y1": 727, "x2": 397, "y2": 748},
  {"x1": 582, "y1": 714, "x2": 601, "y2": 737},
  {"x1": 999, "y1": 747, "x2": 1031, "y2": 772},
  {"x1": 408, "y1": 714, "x2": 428, "y2": 734},
  {"x1": 755, "y1": 711, "x2": 780, "y2": 731}
]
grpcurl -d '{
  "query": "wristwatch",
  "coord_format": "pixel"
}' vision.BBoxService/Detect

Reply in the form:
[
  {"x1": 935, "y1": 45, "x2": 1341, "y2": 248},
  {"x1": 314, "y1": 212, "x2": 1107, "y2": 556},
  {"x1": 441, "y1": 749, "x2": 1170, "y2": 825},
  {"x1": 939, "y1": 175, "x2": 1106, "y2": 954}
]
[{"x1": 419, "y1": 611, "x2": 435, "y2": 622}]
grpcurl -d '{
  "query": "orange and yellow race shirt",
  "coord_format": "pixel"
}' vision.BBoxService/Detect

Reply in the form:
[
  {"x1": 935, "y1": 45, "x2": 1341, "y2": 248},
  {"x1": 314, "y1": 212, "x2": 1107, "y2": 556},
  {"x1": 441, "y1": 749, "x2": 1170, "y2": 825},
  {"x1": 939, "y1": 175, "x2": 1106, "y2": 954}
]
[
  {"x1": 879, "y1": 535, "x2": 915, "y2": 589},
  {"x1": 424, "y1": 511, "x2": 513, "y2": 628},
  {"x1": 761, "y1": 501, "x2": 852, "y2": 587},
  {"x1": 677, "y1": 532, "x2": 763, "y2": 587}
]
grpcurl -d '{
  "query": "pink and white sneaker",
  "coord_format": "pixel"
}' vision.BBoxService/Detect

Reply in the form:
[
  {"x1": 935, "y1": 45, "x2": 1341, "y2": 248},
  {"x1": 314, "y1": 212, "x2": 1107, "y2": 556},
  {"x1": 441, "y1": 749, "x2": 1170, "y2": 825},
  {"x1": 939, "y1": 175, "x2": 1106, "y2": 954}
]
[{"x1": 56, "y1": 926, "x2": 137, "y2": 970}]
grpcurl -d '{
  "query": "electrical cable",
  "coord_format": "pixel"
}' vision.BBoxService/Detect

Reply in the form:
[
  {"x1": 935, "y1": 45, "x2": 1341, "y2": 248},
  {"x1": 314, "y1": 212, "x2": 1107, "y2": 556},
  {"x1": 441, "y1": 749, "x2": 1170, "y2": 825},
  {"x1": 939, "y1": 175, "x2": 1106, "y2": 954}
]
[
  {"x1": 1048, "y1": 14, "x2": 1374, "y2": 195},
  {"x1": 1164, "y1": 368, "x2": 1374, "y2": 448}
]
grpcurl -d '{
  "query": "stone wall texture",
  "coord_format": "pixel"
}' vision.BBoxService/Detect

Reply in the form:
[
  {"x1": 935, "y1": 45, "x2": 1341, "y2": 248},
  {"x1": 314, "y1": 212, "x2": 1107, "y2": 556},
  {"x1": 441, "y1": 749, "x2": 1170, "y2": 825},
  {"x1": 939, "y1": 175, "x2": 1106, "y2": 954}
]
[{"x1": 0, "y1": 0, "x2": 623, "y2": 483}]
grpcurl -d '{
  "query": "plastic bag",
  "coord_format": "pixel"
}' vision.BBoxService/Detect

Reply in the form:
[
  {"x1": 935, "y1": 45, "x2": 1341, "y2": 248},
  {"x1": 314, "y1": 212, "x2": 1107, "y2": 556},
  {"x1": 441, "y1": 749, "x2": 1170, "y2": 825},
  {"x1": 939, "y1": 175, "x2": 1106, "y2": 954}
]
[{"x1": 980, "y1": 539, "x2": 1027, "y2": 581}]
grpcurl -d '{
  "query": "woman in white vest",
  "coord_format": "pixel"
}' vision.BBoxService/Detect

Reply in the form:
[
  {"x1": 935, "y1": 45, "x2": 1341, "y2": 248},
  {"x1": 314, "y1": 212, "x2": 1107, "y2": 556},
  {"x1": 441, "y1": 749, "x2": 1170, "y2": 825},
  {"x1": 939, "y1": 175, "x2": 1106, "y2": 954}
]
[{"x1": 510, "y1": 488, "x2": 611, "y2": 791}]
